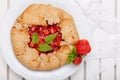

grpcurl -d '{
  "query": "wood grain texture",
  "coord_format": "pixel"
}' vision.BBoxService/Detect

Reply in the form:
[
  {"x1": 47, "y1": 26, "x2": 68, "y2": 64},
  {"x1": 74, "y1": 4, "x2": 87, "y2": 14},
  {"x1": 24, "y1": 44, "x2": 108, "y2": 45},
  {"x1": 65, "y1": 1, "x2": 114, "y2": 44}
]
[
  {"x1": 101, "y1": 59, "x2": 115, "y2": 80},
  {"x1": 71, "y1": 61, "x2": 85, "y2": 80},
  {"x1": 116, "y1": 0, "x2": 120, "y2": 80},
  {"x1": 71, "y1": 0, "x2": 101, "y2": 80},
  {"x1": 101, "y1": 0, "x2": 116, "y2": 80},
  {"x1": 0, "y1": 48, "x2": 7, "y2": 80},
  {"x1": 9, "y1": 69, "x2": 23, "y2": 80},
  {"x1": 117, "y1": 58, "x2": 120, "y2": 80},
  {"x1": 86, "y1": 59, "x2": 100, "y2": 80},
  {"x1": 101, "y1": 0, "x2": 115, "y2": 16},
  {"x1": 6, "y1": 0, "x2": 24, "y2": 80},
  {"x1": 9, "y1": 0, "x2": 26, "y2": 8},
  {"x1": 0, "y1": 0, "x2": 8, "y2": 80},
  {"x1": 0, "y1": 0, "x2": 7, "y2": 20},
  {"x1": 72, "y1": 0, "x2": 118, "y2": 80},
  {"x1": 64, "y1": 78, "x2": 70, "y2": 80},
  {"x1": 117, "y1": 0, "x2": 120, "y2": 21}
]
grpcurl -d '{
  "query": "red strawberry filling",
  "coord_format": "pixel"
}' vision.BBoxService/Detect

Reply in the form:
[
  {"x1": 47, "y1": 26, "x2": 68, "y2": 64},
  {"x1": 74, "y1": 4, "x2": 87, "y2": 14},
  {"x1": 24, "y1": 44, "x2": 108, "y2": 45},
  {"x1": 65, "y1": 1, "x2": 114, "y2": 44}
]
[{"x1": 28, "y1": 25, "x2": 62, "y2": 54}]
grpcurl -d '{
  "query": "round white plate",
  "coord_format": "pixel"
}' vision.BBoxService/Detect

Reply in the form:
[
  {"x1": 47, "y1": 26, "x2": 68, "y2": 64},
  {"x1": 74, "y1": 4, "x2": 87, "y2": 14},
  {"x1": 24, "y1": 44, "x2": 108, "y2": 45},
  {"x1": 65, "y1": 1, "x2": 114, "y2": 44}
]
[{"x1": 0, "y1": 0, "x2": 91, "y2": 80}]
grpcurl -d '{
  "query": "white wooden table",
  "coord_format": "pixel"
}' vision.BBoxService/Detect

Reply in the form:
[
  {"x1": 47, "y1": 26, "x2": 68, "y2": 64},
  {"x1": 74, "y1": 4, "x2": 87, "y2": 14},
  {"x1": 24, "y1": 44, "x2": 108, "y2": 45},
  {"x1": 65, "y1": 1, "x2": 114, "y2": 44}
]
[{"x1": 0, "y1": 0, "x2": 120, "y2": 80}]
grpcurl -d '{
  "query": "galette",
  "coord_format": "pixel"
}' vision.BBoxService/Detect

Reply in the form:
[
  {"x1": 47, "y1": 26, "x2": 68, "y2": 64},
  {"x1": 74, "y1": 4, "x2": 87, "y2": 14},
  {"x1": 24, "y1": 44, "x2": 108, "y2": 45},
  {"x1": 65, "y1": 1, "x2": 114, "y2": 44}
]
[{"x1": 11, "y1": 4, "x2": 80, "y2": 70}]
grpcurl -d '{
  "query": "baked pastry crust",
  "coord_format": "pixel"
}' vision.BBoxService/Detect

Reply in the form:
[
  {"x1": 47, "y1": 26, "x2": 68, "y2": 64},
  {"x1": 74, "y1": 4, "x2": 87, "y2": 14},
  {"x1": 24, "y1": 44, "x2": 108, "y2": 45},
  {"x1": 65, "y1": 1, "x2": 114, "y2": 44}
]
[{"x1": 11, "y1": 4, "x2": 79, "y2": 70}]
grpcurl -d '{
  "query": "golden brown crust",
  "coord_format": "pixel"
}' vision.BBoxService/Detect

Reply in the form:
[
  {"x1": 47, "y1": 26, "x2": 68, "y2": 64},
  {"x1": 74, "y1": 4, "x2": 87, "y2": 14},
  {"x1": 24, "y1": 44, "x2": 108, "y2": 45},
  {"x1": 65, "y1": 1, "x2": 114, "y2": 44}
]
[
  {"x1": 21, "y1": 4, "x2": 72, "y2": 26},
  {"x1": 11, "y1": 4, "x2": 79, "y2": 70}
]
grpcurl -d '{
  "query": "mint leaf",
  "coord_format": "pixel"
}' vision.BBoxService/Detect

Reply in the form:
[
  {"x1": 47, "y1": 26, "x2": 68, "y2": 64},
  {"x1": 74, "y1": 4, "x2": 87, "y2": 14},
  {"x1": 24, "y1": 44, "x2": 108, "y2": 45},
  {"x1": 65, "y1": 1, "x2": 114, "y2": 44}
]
[
  {"x1": 66, "y1": 56, "x2": 73, "y2": 64},
  {"x1": 72, "y1": 47, "x2": 78, "y2": 55},
  {"x1": 68, "y1": 52, "x2": 77, "y2": 57},
  {"x1": 66, "y1": 47, "x2": 78, "y2": 64},
  {"x1": 32, "y1": 32, "x2": 39, "y2": 44},
  {"x1": 45, "y1": 34, "x2": 57, "y2": 44},
  {"x1": 38, "y1": 44, "x2": 53, "y2": 52},
  {"x1": 66, "y1": 52, "x2": 77, "y2": 64}
]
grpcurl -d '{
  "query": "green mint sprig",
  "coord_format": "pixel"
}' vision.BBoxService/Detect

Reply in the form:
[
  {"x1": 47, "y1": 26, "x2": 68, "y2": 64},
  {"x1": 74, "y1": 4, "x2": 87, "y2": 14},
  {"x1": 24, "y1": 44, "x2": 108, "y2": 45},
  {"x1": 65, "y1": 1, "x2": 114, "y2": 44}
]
[
  {"x1": 45, "y1": 34, "x2": 57, "y2": 44},
  {"x1": 32, "y1": 32, "x2": 39, "y2": 44},
  {"x1": 38, "y1": 43, "x2": 53, "y2": 52},
  {"x1": 66, "y1": 47, "x2": 78, "y2": 64}
]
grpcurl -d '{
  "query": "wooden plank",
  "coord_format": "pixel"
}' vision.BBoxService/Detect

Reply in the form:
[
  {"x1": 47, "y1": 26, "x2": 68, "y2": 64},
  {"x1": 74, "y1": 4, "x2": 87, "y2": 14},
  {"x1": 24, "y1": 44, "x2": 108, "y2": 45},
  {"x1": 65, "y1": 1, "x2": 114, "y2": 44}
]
[
  {"x1": 71, "y1": 59, "x2": 101, "y2": 80},
  {"x1": 64, "y1": 78, "x2": 69, "y2": 80},
  {"x1": 71, "y1": 0, "x2": 100, "y2": 80},
  {"x1": 73, "y1": 0, "x2": 91, "y2": 10},
  {"x1": 116, "y1": 57, "x2": 120, "y2": 80},
  {"x1": 101, "y1": 0, "x2": 115, "y2": 16},
  {"x1": 0, "y1": 0, "x2": 7, "y2": 20},
  {"x1": 8, "y1": 0, "x2": 23, "y2": 80},
  {"x1": 86, "y1": 59, "x2": 99, "y2": 80},
  {"x1": 100, "y1": 0, "x2": 116, "y2": 80},
  {"x1": 9, "y1": 69, "x2": 23, "y2": 80},
  {"x1": 72, "y1": 1, "x2": 101, "y2": 80},
  {"x1": 0, "y1": 48, "x2": 7, "y2": 80},
  {"x1": 101, "y1": 68, "x2": 114, "y2": 80},
  {"x1": 71, "y1": 61, "x2": 84, "y2": 80},
  {"x1": 117, "y1": 0, "x2": 120, "y2": 79},
  {"x1": 0, "y1": 0, "x2": 8, "y2": 80},
  {"x1": 9, "y1": 0, "x2": 19, "y2": 7},
  {"x1": 9, "y1": 0, "x2": 26, "y2": 8},
  {"x1": 101, "y1": 58, "x2": 115, "y2": 80},
  {"x1": 9, "y1": 0, "x2": 20, "y2": 7},
  {"x1": 117, "y1": 0, "x2": 120, "y2": 21}
]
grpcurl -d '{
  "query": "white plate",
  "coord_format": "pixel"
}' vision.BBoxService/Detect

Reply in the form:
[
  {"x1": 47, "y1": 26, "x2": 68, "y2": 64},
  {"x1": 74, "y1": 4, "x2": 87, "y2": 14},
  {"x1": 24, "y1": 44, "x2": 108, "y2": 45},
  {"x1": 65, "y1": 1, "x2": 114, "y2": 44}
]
[{"x1": 0, "y1": 0, "x2": 91, "y2": 80}]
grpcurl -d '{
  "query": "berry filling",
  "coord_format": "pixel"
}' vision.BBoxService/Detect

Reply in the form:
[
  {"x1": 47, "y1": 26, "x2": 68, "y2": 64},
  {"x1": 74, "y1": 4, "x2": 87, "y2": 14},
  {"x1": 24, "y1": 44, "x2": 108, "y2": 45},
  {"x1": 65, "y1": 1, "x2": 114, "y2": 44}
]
[{"x1": 28, "y1": 25, "x2": 62, "y2": 54}]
